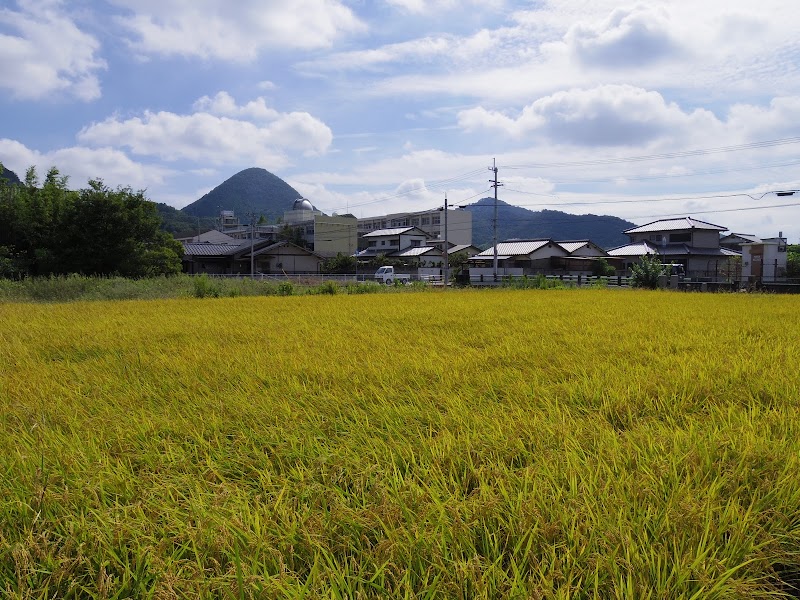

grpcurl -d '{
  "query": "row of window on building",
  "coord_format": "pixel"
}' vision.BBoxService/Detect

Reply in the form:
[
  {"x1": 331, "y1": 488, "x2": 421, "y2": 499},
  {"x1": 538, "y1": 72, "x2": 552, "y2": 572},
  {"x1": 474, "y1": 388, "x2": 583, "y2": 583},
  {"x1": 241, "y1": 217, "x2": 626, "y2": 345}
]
[{"x1": 358, "y1": 215, "x2": 441, "y2": 231}]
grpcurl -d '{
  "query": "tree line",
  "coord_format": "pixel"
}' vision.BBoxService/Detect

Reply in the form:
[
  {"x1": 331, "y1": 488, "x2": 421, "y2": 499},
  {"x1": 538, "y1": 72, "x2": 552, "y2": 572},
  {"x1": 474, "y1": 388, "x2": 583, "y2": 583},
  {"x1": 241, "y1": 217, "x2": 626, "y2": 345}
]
[{"x1": 0, "y1": 165, "x2": 183, "y2": 278}]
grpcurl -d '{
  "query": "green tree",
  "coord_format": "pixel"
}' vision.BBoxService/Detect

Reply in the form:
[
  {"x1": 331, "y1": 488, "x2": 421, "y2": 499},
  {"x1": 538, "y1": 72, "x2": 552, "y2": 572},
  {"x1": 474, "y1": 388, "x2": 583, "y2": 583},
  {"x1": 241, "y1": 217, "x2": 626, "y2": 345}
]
[
  {"x1": 591, "y1": 257, "x2": 616, "y2": 277},
  {"x1": 629, "y1": 254, "x2": 666, "y2": 289},
  {"x1": 60, "y1": 180, "x2": 182, "y2": 277},
  {"x1": 277, "y1": 224, "x2": 306, "y2": 248},
  {"x1": 787, "y1": 244, "x2": 800, "y2": 278},
  {"x1": 0, "y1": 165, "x2": 76, "y2": 276},
  {"x1": 321, "y1": 252, "x2": 356, "y2": 274}
]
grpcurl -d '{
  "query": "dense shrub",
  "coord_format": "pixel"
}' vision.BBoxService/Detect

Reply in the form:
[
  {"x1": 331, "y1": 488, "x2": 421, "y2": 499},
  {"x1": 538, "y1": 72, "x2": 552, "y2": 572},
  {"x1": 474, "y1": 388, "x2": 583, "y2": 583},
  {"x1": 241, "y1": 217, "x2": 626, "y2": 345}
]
[{"x1": 629, "y1": 255, "x2": 666, "y2": 289}]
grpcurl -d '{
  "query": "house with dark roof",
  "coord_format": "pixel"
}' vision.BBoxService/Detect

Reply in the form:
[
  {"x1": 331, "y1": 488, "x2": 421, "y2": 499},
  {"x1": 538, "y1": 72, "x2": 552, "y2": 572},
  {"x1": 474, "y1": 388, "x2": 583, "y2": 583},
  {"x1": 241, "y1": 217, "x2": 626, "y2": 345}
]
[
  {"x1": 355, "y1": 226, "x2": 432, "y2": 261},
  {"x1": 608, "y1": 217, "x2": 741, "y2": 280},
  {"x1": 467, "y1": 239, "x2": 569, "y2": 277},
  {"x1": 467, "y1": 238, "x2": 616, "y2": 278},
  {"x1": 182, "y1": 239, "x2": 324, "y2": 275}
]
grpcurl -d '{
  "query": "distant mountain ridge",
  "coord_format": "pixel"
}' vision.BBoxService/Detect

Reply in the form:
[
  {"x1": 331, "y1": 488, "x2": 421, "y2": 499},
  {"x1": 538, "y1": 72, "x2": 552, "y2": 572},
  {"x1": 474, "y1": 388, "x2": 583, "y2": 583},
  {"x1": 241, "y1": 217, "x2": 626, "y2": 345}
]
[
  {"x1": 181, "y1": 167, "x2": 302, "y2": 221},
  {"x1": 0, "y1": 166, "x2": 21, "y2": 185},
  {"x1": 174, "y1": 168, "x2": 635, "y2": 248},
  {"x1": 464, "y1": 197, "x2": 635, "y2": 250}
]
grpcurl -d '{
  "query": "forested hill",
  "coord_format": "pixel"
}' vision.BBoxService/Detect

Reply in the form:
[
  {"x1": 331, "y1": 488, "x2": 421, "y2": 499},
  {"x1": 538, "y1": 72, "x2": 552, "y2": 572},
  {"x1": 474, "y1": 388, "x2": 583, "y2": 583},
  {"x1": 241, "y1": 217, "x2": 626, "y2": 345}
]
[
  {"x1": 0, "y1": 166, "x2": 21, "y2": 185},
  {"x1": 181, "y1": 168, "x2": 302, "y2": 221},
  {"x1": 155, "y1": 203, "x2": 216, "y2": 238},
  {"x1": 465, "y1": 197, "x2": 635, "y2": 250}
]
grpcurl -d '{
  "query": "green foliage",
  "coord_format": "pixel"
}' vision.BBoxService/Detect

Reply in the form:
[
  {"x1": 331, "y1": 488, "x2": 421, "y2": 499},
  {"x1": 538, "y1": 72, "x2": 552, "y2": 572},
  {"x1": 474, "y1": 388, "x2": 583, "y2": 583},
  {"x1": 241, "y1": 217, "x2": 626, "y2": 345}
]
[
  {"x1": 0, "y1": 168, "x2": 182, "y2": 278},
  {"x1": 321, "y1": 252, "x2": 356, "y2": 274},
  {"x1": 154, "y1": 202, "x2": 215, "y2": 237},
  {"x1": 344, "y1": 281, "x2": 383, "y2": 294},
  {"x1": 312, "y1": 280, "x2": 340, "y2": 295},
  {"x1": 277, "y1": 224, "x2": 306, "y2": 248},
  {"x1": 0, "y1": 162, "x2": 21, "y2": 185},
  {"x1": 192, "y1": 273, "x2": 224, "y2": 298},
  {"x1": 276, "y1": 281, "x2": 295, "y2": 296},
  {"x1": 447, "y1": 250, "x2": 470, "y2": 281},
  {"x1": 787, "y1": 244, "x2": 800, "y2": 278},
  {"x1": 503, "y1": 273, "x2": 566, "y2": 289},
  {"x1": 0, "y1": 245, "x2": 18, "y2": 278},
  {"x1": 591, "y1": 257, "x2": 616, "y2": 276},
  {"x1": 629, "y1": 254, "x2": 666, "y2": 289}
]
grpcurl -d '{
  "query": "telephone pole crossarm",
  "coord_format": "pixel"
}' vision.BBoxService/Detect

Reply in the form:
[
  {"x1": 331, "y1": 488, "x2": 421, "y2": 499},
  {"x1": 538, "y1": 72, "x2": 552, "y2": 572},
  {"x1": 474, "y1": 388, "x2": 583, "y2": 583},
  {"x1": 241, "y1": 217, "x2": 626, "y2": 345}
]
[{"x1": 489, "y1": 160, "x2": 503, "y2": 281}]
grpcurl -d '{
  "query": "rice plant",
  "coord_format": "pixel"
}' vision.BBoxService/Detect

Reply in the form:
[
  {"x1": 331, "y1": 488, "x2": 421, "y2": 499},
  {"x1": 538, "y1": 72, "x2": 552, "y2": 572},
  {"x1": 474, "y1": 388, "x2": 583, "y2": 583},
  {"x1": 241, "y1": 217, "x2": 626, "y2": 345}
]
[{"x1": 1, "y1": 289, "x2": 800, "y2": 598}]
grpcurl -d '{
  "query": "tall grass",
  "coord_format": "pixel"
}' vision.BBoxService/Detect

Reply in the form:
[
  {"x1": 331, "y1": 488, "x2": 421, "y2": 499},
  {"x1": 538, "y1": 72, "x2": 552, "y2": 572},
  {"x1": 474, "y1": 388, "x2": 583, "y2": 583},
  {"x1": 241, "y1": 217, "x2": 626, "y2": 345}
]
[
  {"x1": 0, "y1": 274, "x2": 393, "y2": 303},
  {"x1": 2, "y1": 290, "x2": 800, "y2": 597}
]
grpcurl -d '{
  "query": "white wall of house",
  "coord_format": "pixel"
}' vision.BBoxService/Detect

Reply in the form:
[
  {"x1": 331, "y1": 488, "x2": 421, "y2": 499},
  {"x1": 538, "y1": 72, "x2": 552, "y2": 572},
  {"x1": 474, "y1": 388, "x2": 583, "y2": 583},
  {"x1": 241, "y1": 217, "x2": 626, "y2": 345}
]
[
  {"x1": 256, "y1": 247, "x2": 321, "y2": 273},
  {"x1": 530, "y1": 245, "x2": 570, "y2": 260},
  {"x1": 630, "y1": 229, "x2": 720, "y2": 248},
  {"x1": 742, "y1": 242, "x2": 787, "y2": 279}
]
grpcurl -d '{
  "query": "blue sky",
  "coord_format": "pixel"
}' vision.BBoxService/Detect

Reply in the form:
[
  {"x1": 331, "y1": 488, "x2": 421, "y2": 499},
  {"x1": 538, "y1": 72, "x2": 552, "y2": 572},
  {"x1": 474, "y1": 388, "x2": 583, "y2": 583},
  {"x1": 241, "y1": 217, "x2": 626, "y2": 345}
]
[{"x1": 2, "y1": 0, "x2": 800, "y2": 240}]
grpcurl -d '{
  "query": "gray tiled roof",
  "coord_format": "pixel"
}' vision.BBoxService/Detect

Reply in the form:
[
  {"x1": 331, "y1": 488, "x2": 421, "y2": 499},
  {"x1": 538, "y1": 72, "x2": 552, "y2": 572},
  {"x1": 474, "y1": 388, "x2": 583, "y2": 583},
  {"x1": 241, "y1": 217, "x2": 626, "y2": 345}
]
[
  {"x1": 721, "y1": 233, "x2": 761, "y2": 243},
  {"x1": 608, "y1": 241, "x2": 741, "y2": 257},
  {"x1": 182, "y1": 242, "x2": 244, "y2": 256},
  {"x1": 474, "y1": 239, "x2": 551, "y2": 257},
  {"x1": 392, "y1": 246, "x2": 440, "y2": 257},
  {"x1": 362, "y1": 227, "x2": 417, "y2": 237},
  {"x1": 447, "y1": 244, "x2": 476, "y2": 254},
  {"x1": 607, "y1": 241, "x2": 659, "y2": 256},
  {"x1": 624, "y1": 218, "x2": 727, "y2": 234}
]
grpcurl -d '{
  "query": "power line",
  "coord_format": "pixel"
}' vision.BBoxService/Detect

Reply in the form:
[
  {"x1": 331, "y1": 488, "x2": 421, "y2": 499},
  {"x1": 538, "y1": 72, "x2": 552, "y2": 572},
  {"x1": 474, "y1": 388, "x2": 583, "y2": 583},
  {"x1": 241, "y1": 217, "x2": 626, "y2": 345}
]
[{"x1": 324, "y1": 167, "x2": 487, "y2": 213}]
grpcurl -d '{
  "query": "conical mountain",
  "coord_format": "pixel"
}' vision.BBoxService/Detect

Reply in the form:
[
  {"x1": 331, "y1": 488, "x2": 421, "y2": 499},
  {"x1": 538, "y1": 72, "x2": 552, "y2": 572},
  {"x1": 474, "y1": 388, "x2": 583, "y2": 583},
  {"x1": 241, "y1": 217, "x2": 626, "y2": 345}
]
[{"x1": 181, "y1": 168, "x2": 302, "y2": 221}]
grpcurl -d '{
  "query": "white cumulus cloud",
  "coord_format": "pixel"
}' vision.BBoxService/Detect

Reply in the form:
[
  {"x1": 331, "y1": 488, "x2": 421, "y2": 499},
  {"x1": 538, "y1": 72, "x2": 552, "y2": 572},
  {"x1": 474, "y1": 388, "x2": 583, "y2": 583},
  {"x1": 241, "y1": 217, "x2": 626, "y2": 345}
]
[
  {"x1": 77, "y1": 93, "x2": 334, "y2": 166},
  {"x1": 110, "y1": 0, "x2": 365, "y2": 61},
  {"x1": 564, "y1": 5, "x2": 684, "y2": 68},
  {"x1": 0, "y1": 138, "x2": 171, "y2": 190},
  {"x1": 0, "y1": 0, "x2": 105, "y2": 101},
  {"x1": 458, "y1": 85, "x2": 721, "y2": 147}
]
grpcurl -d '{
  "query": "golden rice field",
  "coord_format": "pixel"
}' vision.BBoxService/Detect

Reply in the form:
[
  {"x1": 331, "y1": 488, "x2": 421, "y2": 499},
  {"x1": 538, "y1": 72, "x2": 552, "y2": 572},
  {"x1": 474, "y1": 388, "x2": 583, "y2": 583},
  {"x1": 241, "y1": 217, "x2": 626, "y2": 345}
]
[{"x1": 2, "y1": 288, "x2": 800, "y2": 599}]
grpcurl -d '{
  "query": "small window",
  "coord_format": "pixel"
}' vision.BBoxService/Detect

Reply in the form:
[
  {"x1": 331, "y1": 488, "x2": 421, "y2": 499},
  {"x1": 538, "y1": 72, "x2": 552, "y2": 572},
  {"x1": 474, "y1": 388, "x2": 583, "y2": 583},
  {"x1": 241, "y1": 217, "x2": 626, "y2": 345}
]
[
  {"x1": 368, "y1": 241, "x2": 376, "y2": 247},
  {"x1": 381, "y1": 240, "x2": 386, "y2": 246},
  {"x1": 670, "y1": 232, "x2": 691, "y2": 243},
  {"x1": 432, "y1": 216, "x2": 441, "y2": 225},
  {"x1": 411, "y1": 218, "x2": 419, "y2": 226},
  {"x1": 411, "y1": 239, "x2": 421, "y2": 247},
  {"x1": 421, "y1": 217, "x2": 430, "y2": 225}
]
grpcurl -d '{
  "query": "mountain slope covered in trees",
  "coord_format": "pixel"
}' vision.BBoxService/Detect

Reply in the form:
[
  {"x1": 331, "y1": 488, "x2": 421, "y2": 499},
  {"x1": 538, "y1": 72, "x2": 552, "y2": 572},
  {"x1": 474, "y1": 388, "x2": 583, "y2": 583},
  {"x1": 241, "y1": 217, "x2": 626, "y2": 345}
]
[
  {"x1": 465, "y1": 197, "x2": 636, "y2": 249},
  {"x1": 0, "y1": 165, "x2": 21, "y2": 185},
  {"x1": 181, "y1": 168, "x2": 303, "y2": 221},
  {"x1": 156, "y1": 203, "x2": 216, "y2": 238}
]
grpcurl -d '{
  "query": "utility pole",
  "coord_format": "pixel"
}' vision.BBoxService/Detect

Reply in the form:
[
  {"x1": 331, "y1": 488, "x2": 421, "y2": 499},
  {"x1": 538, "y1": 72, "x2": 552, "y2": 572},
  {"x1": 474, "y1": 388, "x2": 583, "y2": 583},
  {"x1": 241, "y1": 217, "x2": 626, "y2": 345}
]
[
  {"x1": 489, "y1": 159, "x2": 503, "y2": 280},
  {"x1": 443, "y1": 193, "x2": 449, "y2": 288},
  {"x1": 249, "y1": 213, "x2": 255, "y2": 279}
]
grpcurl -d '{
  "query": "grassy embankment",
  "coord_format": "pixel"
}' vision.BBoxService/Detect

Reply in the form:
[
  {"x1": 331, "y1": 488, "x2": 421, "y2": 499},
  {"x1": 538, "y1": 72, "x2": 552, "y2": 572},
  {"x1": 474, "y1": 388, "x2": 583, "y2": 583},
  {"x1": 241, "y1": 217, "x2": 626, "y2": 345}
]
[
  {"x1": 0, "y1": 274, "x2": 405, "y2": 303},
  {"x1": 2, "y1": 289, "x2": 800, "y2": 598}
]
